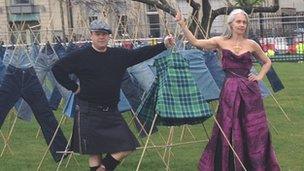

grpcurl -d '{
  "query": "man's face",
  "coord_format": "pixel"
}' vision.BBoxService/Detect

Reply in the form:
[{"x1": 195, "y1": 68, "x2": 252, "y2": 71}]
[{"x1": 91, "y1": 31, "x2": 110, "y2": 49}]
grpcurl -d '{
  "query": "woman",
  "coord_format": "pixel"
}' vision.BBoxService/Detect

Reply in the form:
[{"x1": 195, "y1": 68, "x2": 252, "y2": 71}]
[{"x1": 176, "y1": 9, "x2": 280, "y2": 170}]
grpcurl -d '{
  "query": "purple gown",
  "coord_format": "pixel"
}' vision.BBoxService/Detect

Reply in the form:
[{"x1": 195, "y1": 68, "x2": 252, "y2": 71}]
[{"x1": 198, "y1": 49, "x2": 280, "y2": 171}]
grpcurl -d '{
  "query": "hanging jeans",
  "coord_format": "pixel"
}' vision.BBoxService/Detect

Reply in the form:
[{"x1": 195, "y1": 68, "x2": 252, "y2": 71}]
[
  {"x1": 181, "y1": 49, "x2": 221, "y2": 101},
  {"x1": 3, "y1": 47, "x2": 36, "y2": 121},
  {"x1": 49, "y1": 87, "x2": 62, "y2": 110},
  {"x1": 53, "y1": 42, "x2": 66, "y2": 59},
  {"x1": 63, "y1": 90, "x2": 131, "y2": 118},
  {"x1": 202, "y1": 51, "x2": 226, "y2": 89},
  {"x1": 265, "y1": 65, "x2": 284, "y2": 92},
  {"x1": 0, "y1": 45, "x2": 5, "y2": 60},
  {"x1": 34, "y1": 49, "x2": 70, "y2": 103},
  {"x1": 251, "y1": 67, "x2": 271, "y2": 99},
  {"x1": 0, "y1": 59, "x2": 5, "y2": 84},
  {"x1": 17, "y1": 50, "x2": 70, "y2": 121},
  {"x1": 0, "y1": 65, "x2": 68, "y2": 162},
  {"x1": 48, "y1": 43, "x2": 67, "y2": 110},
  {"x1": 128, "y1": 60, "x2": 155, "y2": 92},
  {"x1": 121, "y1": 71, "x2": 157, "y2": 137}
]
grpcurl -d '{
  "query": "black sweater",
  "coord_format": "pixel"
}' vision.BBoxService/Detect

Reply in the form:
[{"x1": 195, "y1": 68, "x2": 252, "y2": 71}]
[{"x1": 52, "y1": 43, "x2": 166, "y2": 105}]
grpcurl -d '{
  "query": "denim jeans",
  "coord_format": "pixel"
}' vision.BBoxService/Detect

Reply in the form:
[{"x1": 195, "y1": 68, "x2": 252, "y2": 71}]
[
  {"x1": 0, "y1": 65, "x2": 68, "y2": 162},
  {"x1": 0, "y1": 59, "x2": 5, "y2": 84},
  {"x1": 63, "y1": 92, "x2": 75, "y2": 118},
  {"x1": 63, "y1": 90, "x2": 132, "y2": 118},
  {"x1": 34, "y1": 48, "x2": 70, "y2": 105},
  {"x1": 0, "y1": 45, "x2": 5, "y2": 61},
  {"x1": 66, "y1": 42, "x2": 78, "y2": 54},
  {"x1": 2, "y1": 48, "x2": 33, "y2": 69},
  {"x1": 265, "y1": 66, "x2": 284, "y2": 93},
  {"x1": 50, "y1": 42, "x2": 69, "y2": 109},
  {"x1": 2, "y1": 47, "x2": 35, "y2": 121},
  {"x1": 17, "y1": 47, "x2": 70, "y2": 121},
  {"x1": 202, "y1": 51, "x2": 226, "y2": 89},
  {"x1": 53, "y1": 42, "x2": 66, "y2": 59},
  {"x1": 128, "y1": 61, "x2": 155, "y2": 92},
  {"x1": 121, "y1": 71, "x2": 157, "y2": 136},
  {"x1": 180, "y1": 49, "x2": 221, "y2": 101},
  {"x1": 251, "y1": 67, "x2": 271, "y2": 99},
  {"x1": 49, "y1": 87, "x2": 62, "y2": 110},
  {"x1": 121, "y1": 72, "x2": 143, "y2": 110},
  {"x1": 118, "y1": 90, "x2": 132, "y2": 113},
  {"x1": 30, "y1": 43, "x2": 40, "y2": 61}
]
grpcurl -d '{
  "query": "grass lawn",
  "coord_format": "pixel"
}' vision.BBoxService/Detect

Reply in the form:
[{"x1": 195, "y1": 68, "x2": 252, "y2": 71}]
[{"x1": 0, "y1": 62, "x2": 303, "y2": 171}]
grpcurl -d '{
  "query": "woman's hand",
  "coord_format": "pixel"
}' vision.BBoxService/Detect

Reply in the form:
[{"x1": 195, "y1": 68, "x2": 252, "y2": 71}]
[
  {"x1": 248, "y1": 73, "x2": 263, "y2": 82},
  {"x1": 164, "y1": 34, "x2": 175, "y2": 49},
  {"x1": 175, "y1": 12, "x2": 186, "y2": 28}
]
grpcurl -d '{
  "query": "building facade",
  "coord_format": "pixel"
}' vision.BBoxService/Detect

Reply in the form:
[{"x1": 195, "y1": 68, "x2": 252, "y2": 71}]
[{"x1": 0, "y1": 0, "x2": 303, "y2": 44}]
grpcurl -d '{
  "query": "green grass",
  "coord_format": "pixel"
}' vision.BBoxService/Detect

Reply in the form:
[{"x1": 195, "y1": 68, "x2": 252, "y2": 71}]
[{"x1": 0, "y1": 62, "x2": 303, "y2": 171}]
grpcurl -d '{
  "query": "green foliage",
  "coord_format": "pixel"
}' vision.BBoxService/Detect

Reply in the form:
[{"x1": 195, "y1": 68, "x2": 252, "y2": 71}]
[{"x1": 235, "y1": 0, "x2": 265, "y2": 6}]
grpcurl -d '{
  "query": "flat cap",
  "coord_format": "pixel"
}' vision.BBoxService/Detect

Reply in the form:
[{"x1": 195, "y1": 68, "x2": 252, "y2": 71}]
[{"x1": 90, "y1": 20, "x2": 112, "y2": 34}]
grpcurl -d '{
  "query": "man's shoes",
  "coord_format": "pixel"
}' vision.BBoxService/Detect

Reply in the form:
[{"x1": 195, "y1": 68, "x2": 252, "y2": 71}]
[
  {"x1": 89, "y1": 165, "x2": 99, "y2": 171},
  {"x1": 90, "y1": 165, "x2": 106, "y2": 171},
  {"x1": 96, "y1": 165, "x2": 106, "y2": 171}
]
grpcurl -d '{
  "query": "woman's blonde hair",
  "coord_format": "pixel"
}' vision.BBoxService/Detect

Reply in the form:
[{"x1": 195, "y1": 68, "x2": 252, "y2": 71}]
[{"x1": 222, "y1": 9, "x2": 249, "y2": 39}]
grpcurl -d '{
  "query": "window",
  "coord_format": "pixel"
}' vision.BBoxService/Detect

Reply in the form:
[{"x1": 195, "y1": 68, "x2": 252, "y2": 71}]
[
  {"x1": 118, "y1": 15, "x2": 128, "y2": 37},
  {"x1": 12, "y1": 0, "x2": 31, "y2": 4},
  {"x1": 89, "y1": 16, "x2": 98, "y2": 23},
  {"x1": 147, "y1": 5, "x2": 157, "y2": 12},
  {"x1": 147, "y1": 14, "x2": 160, "y2": 37}
]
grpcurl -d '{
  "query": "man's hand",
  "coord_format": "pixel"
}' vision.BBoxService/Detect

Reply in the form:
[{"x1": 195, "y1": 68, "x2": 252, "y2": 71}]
[{"x1": 164, "y1": 34, "x2": 175, "y2": 49}]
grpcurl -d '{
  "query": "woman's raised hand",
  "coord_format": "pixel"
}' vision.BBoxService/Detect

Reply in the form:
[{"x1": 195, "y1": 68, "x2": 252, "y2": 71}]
[{"x1": 175, "y1": 12, "x2": 186, "y2": 28}]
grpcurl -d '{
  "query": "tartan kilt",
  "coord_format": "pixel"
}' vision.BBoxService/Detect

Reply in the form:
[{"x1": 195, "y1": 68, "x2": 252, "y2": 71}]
[{"x1": 71, "y1": 98, "x2": 140, "y2": 154}]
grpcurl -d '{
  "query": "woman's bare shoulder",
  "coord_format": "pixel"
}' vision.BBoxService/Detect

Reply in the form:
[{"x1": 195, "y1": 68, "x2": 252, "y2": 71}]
[{"x1": 246, "y1": 39, "x2": 261, "y2": 49}]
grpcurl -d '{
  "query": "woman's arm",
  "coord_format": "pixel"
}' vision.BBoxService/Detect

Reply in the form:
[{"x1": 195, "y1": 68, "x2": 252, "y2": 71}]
[
  {"x1": 176, "y1": 13, "x2": 220, "y2": 50},
  {"x1": 248, "y1": 40, "x2": 272, "y2": 81}
]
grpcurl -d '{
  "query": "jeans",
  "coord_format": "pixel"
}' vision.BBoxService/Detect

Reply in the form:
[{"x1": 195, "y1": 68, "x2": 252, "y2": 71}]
[
  {"x1": 34, "y1": 49, "x2": 70, "y2": 106},
  {"x1": 265, "y1": 66, "x2": 284, "y2": 92},
  {"x1": 251, "y1": 67, "x2": 270, "y2": 99},
  {"x1": 2, "y1": 47, "x2": 35, "y2": 121},
  {"x1": 2, "y1": 48, "x2": 33, "y2": 69},
  {"x1": 0, "y1": 59, "x2": 5, "y2": 84},
  {"x1": 0, "y1": 45, "x2": 5, "y2": 61},
  {"x1": 63, "y1": 90, "x2": 131, "y2": 118},
  {"x1": 0, "y1": 65, "x2": 68, "y2": 162},
  {"x1": 180, "y1": 49, "x2": 221, "y2": 101},
  {"x1": 128, "y1": 61, "x2": 155, "y2": 92},
  {"x1": 118, "y1": 90, "x2": 132, "y2": 113},
  {"x1": 202, "y1": 51, "x2": 226, "y2": 89},
  {"x1": 17, "y1": 47, "x2": 70, "y2": 121},
  {"x1": 66, "y1": 42, "x2": 78, "y2": 54},
  {"x1": 49, "y1": 87, "x2": 62, "y2": 110},
  {"x1": 63, "y1": 92, "x2": 75, "y2": 118},
  {"x1": 121, "y1": 71, "x2": 157, "y2": 136},
  {"x1": 30, "y1": 43, "x2": 40, "y2": 61},
  {"x1": 53, "y1": 42, "x2": 66, "y2": 59},
  {"x1": 121, "y1": 72, "x2": 143, "y2": 110}
]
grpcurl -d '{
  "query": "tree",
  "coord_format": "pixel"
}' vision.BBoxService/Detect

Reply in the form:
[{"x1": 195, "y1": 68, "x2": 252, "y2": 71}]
[{"x1": 71, "y1": 0, "x2": 279, "y2": 38}]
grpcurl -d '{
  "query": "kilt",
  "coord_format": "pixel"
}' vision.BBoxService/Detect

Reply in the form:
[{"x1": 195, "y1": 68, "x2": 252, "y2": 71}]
[{"x1": 71, "y1": 98, "x2": 140, "y2": 154}]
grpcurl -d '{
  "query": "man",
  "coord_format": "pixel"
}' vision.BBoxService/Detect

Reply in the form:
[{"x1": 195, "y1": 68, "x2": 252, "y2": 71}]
[{"x1": 52, "y1": 20, "x2": 174, "y2": 171}]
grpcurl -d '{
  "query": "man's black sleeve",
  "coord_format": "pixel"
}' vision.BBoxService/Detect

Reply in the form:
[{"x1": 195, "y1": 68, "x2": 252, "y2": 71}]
[
  {"x1": 52, "y1": 54, "x2": 79, "y2": 92},
  {"x1": 126, "y1": 43, "x2": 167, "y2": 67}
]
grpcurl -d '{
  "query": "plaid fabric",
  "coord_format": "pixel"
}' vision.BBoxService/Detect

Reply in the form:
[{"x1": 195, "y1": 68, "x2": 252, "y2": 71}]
[
  {"x1": 137, "y1": 52, "x2": 212, "y2": 126},
  {"x1": 136, "y1": 80, "x2": 158, "y2": 125}
]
